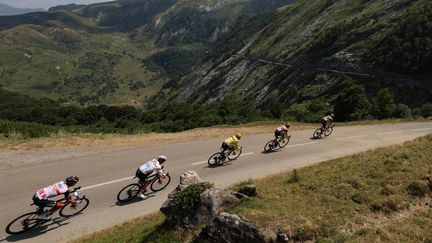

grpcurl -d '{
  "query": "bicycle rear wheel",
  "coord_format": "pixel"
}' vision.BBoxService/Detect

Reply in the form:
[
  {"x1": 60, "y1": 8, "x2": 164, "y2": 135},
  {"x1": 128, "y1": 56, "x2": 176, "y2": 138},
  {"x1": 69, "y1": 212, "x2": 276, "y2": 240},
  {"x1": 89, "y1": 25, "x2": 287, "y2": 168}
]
[
  {"x1": 6, "y1": 212, "x2": 41, "y2": 234},
  {"x1": 117, "y1": 183, "x2": 141, "y2": 202},
  {"x1": 264, "y1": 140, "x2": 276, "y2": 152},
  {"x1": 228, "y1": 147, "x2": 242, "y2": 160},
  {"x1": 59, "y1": 198, "x2": 89, "y2": 217},
  {"x1": 150, "y1": 174, "x2": 171, "y2": 192},
  {"x1": 325, "y1": 127, "x2": 333, "y2": 136},
  {"x1": 278, "y1": 135, "x2": 290, "y2": 148},
  {"x1": 313, "y1": 129, "x2": 322, "y2": 139},
  {"x1": 208, "y1": 152, "x2": 224, "y2": 166}
]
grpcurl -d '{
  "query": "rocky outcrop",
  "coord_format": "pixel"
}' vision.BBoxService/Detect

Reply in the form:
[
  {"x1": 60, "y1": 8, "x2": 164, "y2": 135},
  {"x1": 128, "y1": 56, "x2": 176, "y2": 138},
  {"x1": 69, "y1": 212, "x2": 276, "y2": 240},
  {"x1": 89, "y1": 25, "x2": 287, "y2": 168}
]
[
  {"x1": 195, "y1": 212, "x2": 267, "y2": 243},
  {"x1": 167, "y1": 170, "x2": 203, "y2": 198},
  {"x1": 161, "y1": 187, "x2": 240, "y2": 228}
]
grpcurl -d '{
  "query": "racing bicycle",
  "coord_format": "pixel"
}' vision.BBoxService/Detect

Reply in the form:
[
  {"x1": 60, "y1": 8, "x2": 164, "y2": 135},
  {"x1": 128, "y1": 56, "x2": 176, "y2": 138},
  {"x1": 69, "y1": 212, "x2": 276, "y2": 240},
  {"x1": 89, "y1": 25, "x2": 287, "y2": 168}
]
[
  {"x1": 117, "y1": 169, "x2": 171, "y2": 202},
  {"x1": 264, "y1": 131, "x2": 291, "y2": 152},
  {"x1": 207, "y1": 145, "x2": 242, "y2": 166},
  {"x1": 6, "y1": 187, "x2": 89, "y2": 234},
  {"x1": 313, "y1": 123, "x2": 334, "y2": 139}
]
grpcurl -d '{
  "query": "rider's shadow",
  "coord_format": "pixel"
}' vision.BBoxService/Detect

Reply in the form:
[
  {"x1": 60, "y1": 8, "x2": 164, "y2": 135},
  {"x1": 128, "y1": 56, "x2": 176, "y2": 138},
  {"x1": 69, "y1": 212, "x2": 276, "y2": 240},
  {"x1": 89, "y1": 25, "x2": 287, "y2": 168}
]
[
  {"x1": 261, "y1": 149, "x2": 280, "y2": 154},
  {"x1": 114, "y1": 192, "x2": 156, "y2": 207},
  {"x1": 4, "y1": 217, "x2": 70, "y2": 242},
  {"x1": 205, "y1": 162, "x2": 232, "y2": 169}
]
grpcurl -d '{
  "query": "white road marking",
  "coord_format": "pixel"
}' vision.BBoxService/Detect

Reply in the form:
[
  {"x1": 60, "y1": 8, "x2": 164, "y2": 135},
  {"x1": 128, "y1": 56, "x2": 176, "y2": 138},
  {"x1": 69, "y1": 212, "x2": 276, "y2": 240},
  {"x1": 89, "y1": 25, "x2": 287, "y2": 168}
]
[
  {"x1": 286, "y1": 141, "x2": 318, "y2": 147},
  {"x1": 336, "y1": 135, "x2": 367, "y2": 140},
  {"x1": 82, "y1": 176, "x2": 133, "y2": 191},
  {"x1": 192, "y1": 152, "x2": 254, "y2": 165},
  {"x1": 378, "y1": 131, "x2": 403, "y2": 135},
  {"x1": 410, "y1": 127, "x2": 432, "y2": 132}
]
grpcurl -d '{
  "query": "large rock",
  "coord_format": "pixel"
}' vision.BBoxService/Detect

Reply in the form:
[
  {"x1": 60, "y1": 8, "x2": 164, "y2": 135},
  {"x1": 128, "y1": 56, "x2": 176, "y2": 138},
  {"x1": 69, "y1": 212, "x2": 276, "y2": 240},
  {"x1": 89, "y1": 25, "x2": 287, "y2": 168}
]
[
  {"x1": 161, "y1": 187, "x2": 240, "y2": 228},
  {"x1": 195, "y1": 212, "x2": 267, "y2": 243},
  {"x1": 167, "y1": 170, "x2": 203, "y2": 198}
]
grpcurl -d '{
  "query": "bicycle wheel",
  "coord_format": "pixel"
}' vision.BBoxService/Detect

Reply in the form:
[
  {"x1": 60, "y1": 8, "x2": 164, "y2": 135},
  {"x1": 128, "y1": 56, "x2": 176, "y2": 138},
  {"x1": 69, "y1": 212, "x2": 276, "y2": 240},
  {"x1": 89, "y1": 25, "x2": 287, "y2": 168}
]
[
  {"x1": 313, "y1": 129, "x2": 322, "y2": 139},
  {"x1": 59, "y1": 198, "x2": 89, "y2": 217},
  {"x1": 6, "y1": 212, "x2": 41, "y2": 234},
  {"x1": 264, "y1": 140, "x2": 276, "y2": 152},
  {"x1": 325, "y1": 127, "x2": 333, "y2": 137},
  {"x1": 228, "y1": 147, "x2": 242, "y2": 160},
  {"x1": 117, "y1": 183, "x2": 141, "y2": 202},
  {"x1": 278, "y1": 135, "x2": 290, "y2": 148},
  {"x1": 150, "y1": 174, "x2": 171, "y2": 192},
  {"x1": 208, "y1": 152, "x2": 224, "y2": 166}
]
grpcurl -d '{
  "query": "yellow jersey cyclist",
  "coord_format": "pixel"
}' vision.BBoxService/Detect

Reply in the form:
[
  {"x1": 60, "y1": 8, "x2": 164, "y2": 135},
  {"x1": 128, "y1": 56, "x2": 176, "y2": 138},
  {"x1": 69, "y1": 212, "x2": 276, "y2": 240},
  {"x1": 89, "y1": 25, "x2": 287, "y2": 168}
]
[{"x1": 221, "y1": 133, "x2": 242, "y2": 155}]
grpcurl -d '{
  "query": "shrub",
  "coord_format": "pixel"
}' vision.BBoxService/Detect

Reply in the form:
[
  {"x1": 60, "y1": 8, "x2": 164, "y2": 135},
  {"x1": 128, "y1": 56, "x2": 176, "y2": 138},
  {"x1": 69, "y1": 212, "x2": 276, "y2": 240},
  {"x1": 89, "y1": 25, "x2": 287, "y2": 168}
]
[
  {"x1": 407, "y1": 180, "x2": 429, "y2": 197},
  {"x1": 287, "y1": 169, "x2": 300, "y2": 184},
  {"x1": 420, "y1": 102, "x2": 432, "y2": 118},
  {"x1": 172, "y1": 182, "x2": 214, "y2": 211}
]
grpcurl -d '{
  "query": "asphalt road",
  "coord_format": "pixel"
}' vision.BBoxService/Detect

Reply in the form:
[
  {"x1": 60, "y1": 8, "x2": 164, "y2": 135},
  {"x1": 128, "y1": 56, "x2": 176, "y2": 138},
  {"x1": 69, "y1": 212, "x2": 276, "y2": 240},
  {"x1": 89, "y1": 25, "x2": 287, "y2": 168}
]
[{"x1": 1, "y1": 122, "x2": 431, "y2": 242}]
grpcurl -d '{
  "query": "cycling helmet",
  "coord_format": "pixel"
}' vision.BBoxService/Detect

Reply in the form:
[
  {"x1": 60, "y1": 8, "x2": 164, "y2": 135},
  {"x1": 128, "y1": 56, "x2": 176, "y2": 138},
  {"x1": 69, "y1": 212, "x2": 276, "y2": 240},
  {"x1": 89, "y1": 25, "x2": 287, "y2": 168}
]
[
  {"x1": 65, "y1": 176, "x2": 79, "y2": 186},
  {"x1": 330, "y1": 113, "x2": 335, "y2": 118},
  {"x1": 235, "y1": 133, "x2": 242, "y2": 139},
  {"x1": 157, "y1": 155, "x2": 167, "y2": 163},
  {"x1": 285, "y1": 122, "x2": 291, "y2": 128}
]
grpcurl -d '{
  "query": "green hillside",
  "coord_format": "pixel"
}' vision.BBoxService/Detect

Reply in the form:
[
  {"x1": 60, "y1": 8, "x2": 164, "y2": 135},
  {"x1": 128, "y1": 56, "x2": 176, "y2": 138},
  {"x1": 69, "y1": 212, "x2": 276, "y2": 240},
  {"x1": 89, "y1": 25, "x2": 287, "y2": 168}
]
[
  {"x1": 0, "y1": 0, "x2": 292, "y2": 106},
  {"x1": 157, "y1": 0, "x2": 432, "y2": 121}
]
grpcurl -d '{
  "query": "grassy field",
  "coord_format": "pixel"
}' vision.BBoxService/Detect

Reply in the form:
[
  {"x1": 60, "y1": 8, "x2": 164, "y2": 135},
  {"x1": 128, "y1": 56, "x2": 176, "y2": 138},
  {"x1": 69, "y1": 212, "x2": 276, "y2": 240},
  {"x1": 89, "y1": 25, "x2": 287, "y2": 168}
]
[{"x1": 75, "y1": 134, "x2": 432, "y2": 242}]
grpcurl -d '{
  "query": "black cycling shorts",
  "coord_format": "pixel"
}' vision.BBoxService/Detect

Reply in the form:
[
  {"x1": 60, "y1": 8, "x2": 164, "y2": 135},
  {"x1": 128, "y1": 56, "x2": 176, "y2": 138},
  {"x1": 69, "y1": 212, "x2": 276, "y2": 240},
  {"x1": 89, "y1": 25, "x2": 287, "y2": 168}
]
[
  {"x1": 33, "y1": 195, "x2": 56, "y2": 207},
  {"x1": 221, "y1": 142, "x2": 231, "y2": 151},
  {"x1": 136, "y1": 169, "x2": 150, "y2": 182},
  {"x1": 275, "y1": 130, "x2": 282, "y2": 138}
]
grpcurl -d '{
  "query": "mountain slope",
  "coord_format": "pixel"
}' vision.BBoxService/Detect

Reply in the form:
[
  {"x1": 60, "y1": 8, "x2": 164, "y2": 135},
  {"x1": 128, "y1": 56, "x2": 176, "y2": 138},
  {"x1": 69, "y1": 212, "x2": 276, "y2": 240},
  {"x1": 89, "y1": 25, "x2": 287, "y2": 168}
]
[
  {"x1": 0, "y1": 0, "x2": 293, "y2": 106},
  {"x1": 155, "y1": 0, "x2": 432, "y2": 114}
]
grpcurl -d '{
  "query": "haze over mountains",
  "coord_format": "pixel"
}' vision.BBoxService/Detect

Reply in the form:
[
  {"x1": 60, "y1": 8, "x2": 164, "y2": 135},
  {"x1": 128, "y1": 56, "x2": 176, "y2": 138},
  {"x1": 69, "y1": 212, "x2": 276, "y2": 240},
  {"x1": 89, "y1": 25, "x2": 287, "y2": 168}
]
[
  {"x1": 0, "y1": 3, "x2": 45, "y2": 16},
  {"x1": 0, "y1": 0, "x2": 430, "y2": 113}
]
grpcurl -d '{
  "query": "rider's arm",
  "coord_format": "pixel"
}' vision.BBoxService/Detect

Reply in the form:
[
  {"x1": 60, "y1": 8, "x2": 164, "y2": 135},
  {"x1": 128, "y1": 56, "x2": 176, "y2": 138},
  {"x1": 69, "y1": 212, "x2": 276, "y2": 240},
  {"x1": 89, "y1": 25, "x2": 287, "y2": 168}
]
[{"x1": 64, "y1": 189, "x2": 76, "y2": 204}]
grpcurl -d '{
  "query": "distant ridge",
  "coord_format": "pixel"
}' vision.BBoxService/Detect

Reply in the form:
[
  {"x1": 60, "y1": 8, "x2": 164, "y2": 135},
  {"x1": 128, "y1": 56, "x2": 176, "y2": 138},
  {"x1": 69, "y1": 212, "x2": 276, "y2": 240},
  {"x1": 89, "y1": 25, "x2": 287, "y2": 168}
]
[
  {"x1": 49, "y1": 4, "x2": 85, "y2": 12},
  {"x1": 0, "y1": 3, "x2": 45, "y2": 16}
]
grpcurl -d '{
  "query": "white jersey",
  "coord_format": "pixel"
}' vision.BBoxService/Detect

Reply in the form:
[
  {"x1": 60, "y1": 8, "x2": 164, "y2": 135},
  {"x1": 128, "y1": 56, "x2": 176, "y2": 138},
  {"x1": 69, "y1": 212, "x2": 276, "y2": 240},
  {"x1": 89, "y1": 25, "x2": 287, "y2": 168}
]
[
  {"x1": 35, "y1": 181, "x2": 68, "y2": 200},
  {"x1": 276, "y1": 125, "x2": 288, "y2": 132},
  {"x1": 323, "y1": 115, "x2": 333, "y2": 122},
  {"x1": 139, "y1": 159, "x2": 162, "y2": 174}
]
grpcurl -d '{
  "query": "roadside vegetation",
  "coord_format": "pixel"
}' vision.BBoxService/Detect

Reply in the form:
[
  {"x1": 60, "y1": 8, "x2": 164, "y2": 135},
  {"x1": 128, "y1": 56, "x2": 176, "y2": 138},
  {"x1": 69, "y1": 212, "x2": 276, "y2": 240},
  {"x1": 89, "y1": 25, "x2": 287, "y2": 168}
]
[
  {"x1": 1, "y1": 86, "x2": 431, "y2": 140},
  {"x1": 76, "y1": 135, "x2": 432, "y2": 242}
]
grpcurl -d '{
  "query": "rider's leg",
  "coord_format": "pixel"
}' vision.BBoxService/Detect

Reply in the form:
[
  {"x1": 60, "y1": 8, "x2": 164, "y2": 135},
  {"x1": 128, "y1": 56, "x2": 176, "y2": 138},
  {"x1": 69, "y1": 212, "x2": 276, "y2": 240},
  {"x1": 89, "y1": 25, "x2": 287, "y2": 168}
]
[{"x1": 48, "y1": 201, "x2": 64, "y2": 214}]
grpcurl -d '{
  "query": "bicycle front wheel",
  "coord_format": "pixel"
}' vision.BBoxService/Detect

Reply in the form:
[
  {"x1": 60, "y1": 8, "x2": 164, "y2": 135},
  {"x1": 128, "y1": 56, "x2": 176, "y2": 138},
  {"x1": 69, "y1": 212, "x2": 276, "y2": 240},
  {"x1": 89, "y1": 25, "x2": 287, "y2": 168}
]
[
  {"x1": 6, "y1": 212, "x2": 41, "y2": 234},
  {"x1": 228, "y1": 147, "x2": 242, "y2": 160},
  {"x1": 208, "y1": 152, "x2": 223, "y2": 166},
  {"x1": 279, "y1": 135, "x2": 290, "y2": 148},
  {"x1": 264, "y1": 140, "x2": 276, "y2": 152},
  {"x1": 117, "y1": 183, "x2": 141, "y2": 202},
  {"x1": 313, "y1": 129, "x2": 321, "y2": 139},
  {"x1": 325, "y1": 127, "x2": 333, "y2": 136},
  {"x1": 59, "y1": 198, "x2": 89, "y2": 217},
  {"x1": 150, "y1": 174, "x2": 171, "y2": 192}
]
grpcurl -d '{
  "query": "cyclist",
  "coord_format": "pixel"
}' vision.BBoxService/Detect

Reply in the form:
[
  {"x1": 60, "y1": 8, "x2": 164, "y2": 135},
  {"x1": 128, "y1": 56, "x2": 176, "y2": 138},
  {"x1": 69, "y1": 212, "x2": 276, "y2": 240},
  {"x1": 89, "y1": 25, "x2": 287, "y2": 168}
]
[
  {"x1": 136, "y1": 155, "x2": 167, "y2": 199},
  {"x1": 321, "y1": 114, "x2": 334, "y2": 134},
  {"x1": 275, "y1": 123, "x2": 290, "y2": 140},
  {"x1": 221, "y1": 133, "x2": 242, "y2": 155},
  {"x1": 33, "y1": 176, "x2": 79, "y2": 220}
]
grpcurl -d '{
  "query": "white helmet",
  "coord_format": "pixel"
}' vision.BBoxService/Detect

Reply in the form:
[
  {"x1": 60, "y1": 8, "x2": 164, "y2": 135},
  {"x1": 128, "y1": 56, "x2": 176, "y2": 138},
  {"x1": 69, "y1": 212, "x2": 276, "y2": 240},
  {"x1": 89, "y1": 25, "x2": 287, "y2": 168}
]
[{"x1": 157, "y1": 155, "x2": 167, "y2": 163}]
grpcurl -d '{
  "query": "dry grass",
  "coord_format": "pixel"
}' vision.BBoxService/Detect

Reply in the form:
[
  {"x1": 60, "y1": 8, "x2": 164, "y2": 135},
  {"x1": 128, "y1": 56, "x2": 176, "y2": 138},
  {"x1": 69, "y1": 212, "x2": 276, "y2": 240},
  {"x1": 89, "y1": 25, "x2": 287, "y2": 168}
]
[
  {"x1": 227, "y1": 135, "x2": 432, "y2": 241},
  {"x1": 0, "y1": 121, "x2": 315, "y2": 152}
]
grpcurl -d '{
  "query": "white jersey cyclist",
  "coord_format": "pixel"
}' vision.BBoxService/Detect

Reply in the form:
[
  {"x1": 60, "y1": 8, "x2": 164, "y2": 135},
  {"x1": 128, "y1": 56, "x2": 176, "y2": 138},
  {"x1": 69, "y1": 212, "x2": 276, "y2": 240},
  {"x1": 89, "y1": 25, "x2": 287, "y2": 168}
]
[
  {"x1": 135, "y1": 155, "x2": 167, "y2": 199},
  {"x1": 36, "y1": 181, "x2": 69, "y2": 200},
  {"x1": 139, "y1": 159, "x2": 162, "y2": 174}
]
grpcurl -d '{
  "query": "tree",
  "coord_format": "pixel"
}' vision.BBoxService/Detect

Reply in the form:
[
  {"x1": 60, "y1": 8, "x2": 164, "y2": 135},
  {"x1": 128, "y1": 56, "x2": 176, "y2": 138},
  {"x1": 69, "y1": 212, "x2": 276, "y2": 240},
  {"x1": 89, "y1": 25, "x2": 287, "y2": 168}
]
[{"x1": 334, "y1": 84, "x2": 371, "y2": 121}]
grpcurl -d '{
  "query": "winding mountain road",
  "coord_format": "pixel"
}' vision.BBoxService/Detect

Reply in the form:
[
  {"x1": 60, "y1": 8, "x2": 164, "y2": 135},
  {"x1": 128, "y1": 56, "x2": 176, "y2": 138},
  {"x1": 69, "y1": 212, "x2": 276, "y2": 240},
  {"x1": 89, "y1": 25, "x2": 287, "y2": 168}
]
[{"x1": 1, "y1": 122, "x2": 431, "y2": 242}]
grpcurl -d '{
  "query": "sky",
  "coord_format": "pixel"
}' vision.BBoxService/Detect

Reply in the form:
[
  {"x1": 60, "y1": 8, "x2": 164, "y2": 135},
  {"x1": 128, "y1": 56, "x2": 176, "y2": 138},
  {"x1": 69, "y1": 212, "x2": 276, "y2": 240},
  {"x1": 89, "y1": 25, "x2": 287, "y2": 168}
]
[{"x1": 0, "y1": 0, "x2": 108, "y2": 10}]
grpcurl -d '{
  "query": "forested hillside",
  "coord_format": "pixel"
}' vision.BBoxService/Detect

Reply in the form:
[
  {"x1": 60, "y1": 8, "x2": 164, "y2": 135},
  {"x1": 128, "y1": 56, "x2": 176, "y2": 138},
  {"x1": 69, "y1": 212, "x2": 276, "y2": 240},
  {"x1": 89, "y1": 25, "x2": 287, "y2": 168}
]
[{"x1": 0, "y1": 0, "x2": 431, "y2": 135}]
